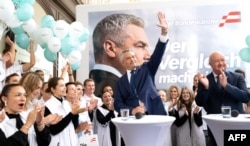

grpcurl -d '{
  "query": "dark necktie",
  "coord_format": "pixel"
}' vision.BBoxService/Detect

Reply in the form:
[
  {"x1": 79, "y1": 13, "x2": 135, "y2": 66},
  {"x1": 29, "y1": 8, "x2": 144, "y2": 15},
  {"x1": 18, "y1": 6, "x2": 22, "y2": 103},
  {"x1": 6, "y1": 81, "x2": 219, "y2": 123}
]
[
  {"x1": 130, "y1": 70, "x2": 136, "y2": 95},
  {"x1": 216, "y1": 76, "x2": 221, "y2": 90},
  {"x1": 6, "y1": 113, "x2": 24, "y2": 129}
]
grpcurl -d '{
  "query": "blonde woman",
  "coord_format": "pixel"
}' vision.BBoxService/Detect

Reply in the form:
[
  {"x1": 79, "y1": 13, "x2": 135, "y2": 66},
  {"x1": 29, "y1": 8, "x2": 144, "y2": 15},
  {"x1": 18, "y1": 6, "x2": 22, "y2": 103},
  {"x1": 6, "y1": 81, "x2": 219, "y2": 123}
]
[{"x1": 174, "y1": 87, "x2": 205, "y2": 146}]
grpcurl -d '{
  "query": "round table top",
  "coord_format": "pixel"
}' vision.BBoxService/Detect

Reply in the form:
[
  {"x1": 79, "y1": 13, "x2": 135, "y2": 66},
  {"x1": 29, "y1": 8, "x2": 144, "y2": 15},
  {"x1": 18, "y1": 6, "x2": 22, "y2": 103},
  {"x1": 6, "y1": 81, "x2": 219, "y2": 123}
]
[
  {"x1": 112, "y1": 115, "x2": 175, "y2": 125},
  {"x1": 203, "y1": 114, "x2": 250, "y2": 123}
]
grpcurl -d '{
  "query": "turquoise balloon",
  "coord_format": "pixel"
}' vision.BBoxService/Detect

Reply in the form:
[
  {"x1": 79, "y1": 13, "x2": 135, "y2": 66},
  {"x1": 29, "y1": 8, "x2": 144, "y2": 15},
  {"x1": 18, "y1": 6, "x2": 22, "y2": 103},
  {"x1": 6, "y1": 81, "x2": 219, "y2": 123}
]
[
  {"x1": 239, "y1": 48, "x2": 250, "y2": 62},
  {"x1": 11, "y1": 26, "x2": 25, "y2": 35},
  {"x1": 79, "y1": 27, "x2": 90, "y2": 42},
  {"x1": 12, "y1": 0, "x2": 35, "y2": 6},
  {"x1": 16, "y1": 3, "x2": 34, "y2": 21},
  {"x1": 15, "y1": 33, "x2": 30, "y2": 50},
  {"x1": 40, "y1": 43, "x2": 48, "y2": 49},
  {"x1": 41, "y1": 15, "x2": 55, "y2": 28},
  {"x1": 23, "y1": 0, "x2": 35, "y2": 4},
  {"x1": 44, "y1": 48, "x2": 57, "y2": 62},
  {"x1": 245, "y1": 35, "x2": 250, "y2": 47},
  {"x1": 70, "y1": 62, "x2": 81, "y2": 70},
  {"x1": 12, "y1": 0, "x2": 22, "y2": 6},
  {"x1": 61, "y1": 36, "x2": 77, "y2": 55}
]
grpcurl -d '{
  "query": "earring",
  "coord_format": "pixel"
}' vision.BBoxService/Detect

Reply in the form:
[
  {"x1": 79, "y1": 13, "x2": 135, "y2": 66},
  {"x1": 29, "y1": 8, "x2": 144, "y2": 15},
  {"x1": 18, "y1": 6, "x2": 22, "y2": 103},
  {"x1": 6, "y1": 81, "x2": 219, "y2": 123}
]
[{"x1": 4, "y1": 101, "x2": 7, "y2": 106}]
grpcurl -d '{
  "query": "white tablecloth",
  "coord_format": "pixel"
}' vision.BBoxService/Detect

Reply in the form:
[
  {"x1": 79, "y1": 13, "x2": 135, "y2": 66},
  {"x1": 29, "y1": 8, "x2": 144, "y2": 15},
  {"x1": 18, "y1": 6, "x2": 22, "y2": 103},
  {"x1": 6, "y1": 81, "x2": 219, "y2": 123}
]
[
  {"x1": 112, "y1": 115, "x2": 175, "y2": 146},
  {"x1": 203, "y1": 114, "x2": 250, "y2": 146}
]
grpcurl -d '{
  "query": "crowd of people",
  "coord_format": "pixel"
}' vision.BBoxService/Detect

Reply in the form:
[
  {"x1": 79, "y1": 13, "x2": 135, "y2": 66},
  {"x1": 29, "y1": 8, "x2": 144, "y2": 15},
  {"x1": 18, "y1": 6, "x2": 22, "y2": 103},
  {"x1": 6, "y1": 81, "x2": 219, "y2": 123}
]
[{"x1": 1, "y1": 10, "x2": 250, "y2": 146}]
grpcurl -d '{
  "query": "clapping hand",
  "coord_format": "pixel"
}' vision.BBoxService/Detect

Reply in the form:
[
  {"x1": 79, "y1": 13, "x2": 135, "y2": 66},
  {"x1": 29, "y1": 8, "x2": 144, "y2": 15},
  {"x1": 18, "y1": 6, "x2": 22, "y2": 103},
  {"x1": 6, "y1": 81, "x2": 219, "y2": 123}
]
[
  {"x1": 197, "y1": 72, "x2": 209, "y2": 89},
  {"x1": 193, "y1": 106, "x2": 200, "y2": 114},
  {"x1": 44, "y1": 113, "x2": 62, "y2": 125},
  {"x1": 88, "y1": 99, "x2": 98, "y2": 111},
  {"x1": 70, "y1": 102, "x2": 87, "y2": 115},
  {"x1": 35, "y1": 105, "x2": 45, "y2": 125}
]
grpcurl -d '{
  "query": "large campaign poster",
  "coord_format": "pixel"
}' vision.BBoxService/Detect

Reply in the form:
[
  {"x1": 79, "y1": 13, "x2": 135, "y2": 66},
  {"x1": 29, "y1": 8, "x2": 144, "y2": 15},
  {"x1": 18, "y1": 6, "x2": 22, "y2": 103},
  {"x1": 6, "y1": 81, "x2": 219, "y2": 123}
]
[{"x1": 76, "y1": 0, "x2": 250, "y2": 90}]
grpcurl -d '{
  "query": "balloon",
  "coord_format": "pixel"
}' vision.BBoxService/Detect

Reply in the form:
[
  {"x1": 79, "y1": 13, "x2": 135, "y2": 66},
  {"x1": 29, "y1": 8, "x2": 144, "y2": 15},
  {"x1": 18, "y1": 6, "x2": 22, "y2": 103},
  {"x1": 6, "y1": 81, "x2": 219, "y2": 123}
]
[
  {"x1": 23, "y1": 0, "x2": 35, "y2": 4},
  {"x1": 39, "y1": 27, "x2": 53, "y2": 43},
  {"x1": 77, "y1": 42, "x2": 86, "y2": 52},
  {"x1": 53, "y1": 20, "x2": 69, "y2": 40},
  {"x1": 11, "y1": 26, "x2": 25, "y2": 35},
  {"x1": 47, "y1": 37, "x2": 61, "y2": 53},
  {"x1": 22, "y1": 18, "x2": 37, "y2": 33},
  {"x1": 61, "y1": 36, "x2": 78, "y2": 55},
  {"x1": 67, "y1": 50, "x2": 82, "y2": 65},
  {"x1": 60, "y1": 52, "x2": 68, "y2": 59},
  {"x1": 79, "y1": 27, "x2": 90, "y2": 42},
  {"x1": 28, "y1": 27, "x2": 45, "y2": 45},
  {"x1": 70, "y1": 62, "x2": 81, "y2": 70},
  {"x1": 69, "y1": 21, "x2": 83, "y2": 40},
  {"x1": 12, "y1": 0, "x2": 35, "y2": 6},
  {"x1": 41, "y1": 15, "x2": 55, "y2": 28},
  {"x1": 16, "y1": 3, "x2": 34, "y2": 21},
  {"x1": 0, "y1": 0, "x2": 15, "y2": 21},
  {"x1": 15, "y1": 33, "x2": 30, "y2": 50},
  {"x1": 40, "y1": 43, "x2": 48, "y2": 49},
  {"x1": 44, "y1": 48, "x2": 57, "y2": 62},
  {"x1": 239, "y1": 48, "x2": 250, "y2": 62},
  {"x1": 245, "y1": 35, "x2": 250, "y2": 47},
  {"x1": 5, "y1": 14, "x2": 22, "y2": 28}
]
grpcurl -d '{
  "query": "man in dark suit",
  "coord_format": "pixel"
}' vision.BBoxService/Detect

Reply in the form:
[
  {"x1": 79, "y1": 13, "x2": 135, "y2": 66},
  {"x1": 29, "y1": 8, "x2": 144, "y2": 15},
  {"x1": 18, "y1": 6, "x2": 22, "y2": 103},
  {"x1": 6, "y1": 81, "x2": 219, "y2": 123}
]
[
  {"x1": 89, "y1": 13, "x2": 151, "y2": 97},
  {"x1": 114, "y1": 12, "x2": 168, "y2": 115},
  {"x1": 195, "y1": 51, "x2": 250, "y2": 146}
]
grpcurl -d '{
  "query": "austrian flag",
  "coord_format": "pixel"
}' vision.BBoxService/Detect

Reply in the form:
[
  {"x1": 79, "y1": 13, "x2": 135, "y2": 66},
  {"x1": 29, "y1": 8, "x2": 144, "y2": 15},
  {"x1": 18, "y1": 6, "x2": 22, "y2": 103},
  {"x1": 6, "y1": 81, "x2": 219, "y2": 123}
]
[{"x1": 218, "y1": 11, "x2": 241, "y2": 27}]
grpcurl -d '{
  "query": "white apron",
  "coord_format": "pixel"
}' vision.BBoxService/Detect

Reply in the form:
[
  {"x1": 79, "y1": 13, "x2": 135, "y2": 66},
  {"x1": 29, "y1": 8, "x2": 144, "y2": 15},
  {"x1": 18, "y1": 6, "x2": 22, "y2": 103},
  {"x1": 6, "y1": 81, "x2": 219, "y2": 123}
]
[{"x1": 45, "y1": 96, "x2": 77, "y2": 146}]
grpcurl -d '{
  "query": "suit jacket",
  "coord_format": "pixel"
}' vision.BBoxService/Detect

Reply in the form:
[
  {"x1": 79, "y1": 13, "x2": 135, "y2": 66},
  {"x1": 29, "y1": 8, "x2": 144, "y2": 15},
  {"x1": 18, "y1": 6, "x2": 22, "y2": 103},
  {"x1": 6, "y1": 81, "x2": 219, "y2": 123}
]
[
  {"x1": 195, "y1": 71, "x2": 250, "y2": 114},
  {"x1": 89, "y1": 70, "x2": 119, "y2": 97},
  {"x1": 114, "y1": 39, "x2": 168, "y2": 115}
]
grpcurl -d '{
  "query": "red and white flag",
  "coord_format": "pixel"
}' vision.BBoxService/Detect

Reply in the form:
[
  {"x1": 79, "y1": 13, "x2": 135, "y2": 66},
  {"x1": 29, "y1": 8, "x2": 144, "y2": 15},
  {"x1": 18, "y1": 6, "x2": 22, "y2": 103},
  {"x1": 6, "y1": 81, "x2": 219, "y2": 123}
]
[{"x1": 218, "y1": 11, "x2": 241, "y2": 27}]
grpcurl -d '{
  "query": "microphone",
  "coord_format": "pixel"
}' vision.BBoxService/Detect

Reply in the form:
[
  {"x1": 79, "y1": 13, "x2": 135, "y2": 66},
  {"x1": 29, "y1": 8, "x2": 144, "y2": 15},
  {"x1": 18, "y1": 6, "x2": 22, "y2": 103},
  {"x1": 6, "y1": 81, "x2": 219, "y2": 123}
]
[
  {"x1": 231, "y1": 110, "x2": 239, "y2": 117},
  {"x1": 135, "y1": 112, "x2": 144, "y2": 119}
]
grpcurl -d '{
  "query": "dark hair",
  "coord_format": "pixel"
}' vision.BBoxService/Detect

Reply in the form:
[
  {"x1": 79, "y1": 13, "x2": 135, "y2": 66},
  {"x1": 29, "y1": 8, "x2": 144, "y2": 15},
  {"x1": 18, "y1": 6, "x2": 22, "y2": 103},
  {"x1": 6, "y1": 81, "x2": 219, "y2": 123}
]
[
  {"x1": 46, "y1": 77, "x2": 64, "y2": 93},
  {"x1": 65, "y1": 82, "x2": 76, "y2": 93},
  {"x1": 0, "y1": 84, "x2": 21, "y2": 109},
  {"x1": 35, "y1": 70, "x2": 43, "y2": 73},
  {"x1": 5, "y1": 73, "x2": 19, "y2": 84},
  {"x1": 2, "y1": 30, "x2": 15, "y2": 55}
]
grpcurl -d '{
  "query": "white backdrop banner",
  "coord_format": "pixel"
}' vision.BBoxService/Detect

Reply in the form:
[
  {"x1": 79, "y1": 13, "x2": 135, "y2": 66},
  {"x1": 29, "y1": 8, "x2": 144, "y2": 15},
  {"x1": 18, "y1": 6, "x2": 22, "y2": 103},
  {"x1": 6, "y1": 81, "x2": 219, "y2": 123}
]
[{"x1": 76, "y1": 0, "x2": 250, "y2": 89}]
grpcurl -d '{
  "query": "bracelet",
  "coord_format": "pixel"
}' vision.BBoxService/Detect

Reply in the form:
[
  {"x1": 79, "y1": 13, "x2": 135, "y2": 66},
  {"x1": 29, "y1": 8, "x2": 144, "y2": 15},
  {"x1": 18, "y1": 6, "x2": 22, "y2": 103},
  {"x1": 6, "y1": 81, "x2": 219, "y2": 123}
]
[
  {"x1": 22, "y1": 125, "x2": 30, "y2": 130},
  {"x1": 68, "y1": 74, "x2": 73, "y2": 76}
]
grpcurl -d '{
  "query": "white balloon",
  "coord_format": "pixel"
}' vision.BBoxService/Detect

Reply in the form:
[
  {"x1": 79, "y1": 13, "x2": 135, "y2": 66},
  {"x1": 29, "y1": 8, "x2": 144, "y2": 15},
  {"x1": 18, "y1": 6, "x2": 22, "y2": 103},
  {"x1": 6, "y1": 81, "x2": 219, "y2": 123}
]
[
  {"x1": 5, "y1": 14, "x2": 22, "y2": 28},
  {"x1": 47, "y1": 37, "x2": 61, "y2": 53},
  {"x1": 40, "y1": 27, "x2": 53, "y2": 43},
  {"x1": 22, "y1": 18, "x2": 37, "y2": 33},
  {"x1": 69, "y1": 21, "x2": 83, "y2": 40},
  {"x1": 0, "y1": 0, "x2": 15, "y2": 21},
  {"x1": 53, "y1": 20, "x2": 69, "y2": 40},
  {"x1": 29, "y1": 27, "x2": 45, "y2": 45},
  {"x1": 77, "y1": 42, "x2": 86, "y2": 52},
  {"x1": 67, "y1": 50, "x2": 82, "y2": 65}
]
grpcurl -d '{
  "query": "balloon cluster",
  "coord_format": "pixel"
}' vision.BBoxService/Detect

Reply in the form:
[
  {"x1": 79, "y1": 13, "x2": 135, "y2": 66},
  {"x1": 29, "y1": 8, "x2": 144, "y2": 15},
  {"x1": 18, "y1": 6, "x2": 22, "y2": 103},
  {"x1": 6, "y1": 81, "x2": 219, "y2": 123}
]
[
  {"x1": 239, "y1": 35, "x2": 250, "y2": 63},
  {"x1": 0, "y1": 0, "x2": 90, "y2": 70}
]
